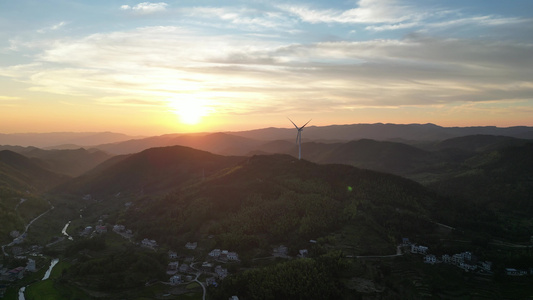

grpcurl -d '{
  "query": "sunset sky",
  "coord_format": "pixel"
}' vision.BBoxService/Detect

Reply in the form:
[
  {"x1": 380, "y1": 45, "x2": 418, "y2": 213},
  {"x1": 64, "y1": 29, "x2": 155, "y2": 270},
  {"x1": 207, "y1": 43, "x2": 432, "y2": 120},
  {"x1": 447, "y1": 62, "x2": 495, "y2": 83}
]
[{"x1": 1, "y1": 0, "x2": 532, "y2": 135}]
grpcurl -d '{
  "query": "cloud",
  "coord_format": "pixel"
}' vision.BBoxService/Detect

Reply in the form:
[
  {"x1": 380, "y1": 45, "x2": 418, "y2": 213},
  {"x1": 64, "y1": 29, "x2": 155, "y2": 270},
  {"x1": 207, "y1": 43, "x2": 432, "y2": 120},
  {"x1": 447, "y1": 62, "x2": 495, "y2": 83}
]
[
  {"x1": 37, "y1": 21, "x2": 67, "y2": 33},
  {"x1": 278, "y1": 0, "x2": 420, "y2": 25},
  {"x1": 120, "y1": 2, "x2": 168, "y2": 14},
  {"x1": 2, "y1": 22, "x2": 532, "y2": 115},
  {"x1": 0, "y1": 96, "x2": 20, "y2": 101}
]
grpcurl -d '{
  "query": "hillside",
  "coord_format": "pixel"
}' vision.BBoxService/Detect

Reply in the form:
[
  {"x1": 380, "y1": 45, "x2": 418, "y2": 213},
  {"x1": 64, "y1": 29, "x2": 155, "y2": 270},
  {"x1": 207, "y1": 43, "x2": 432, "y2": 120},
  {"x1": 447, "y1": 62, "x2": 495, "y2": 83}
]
[
  {"x1": 57, "y1": 145, "x2": 246, "y2": 197},
  {"x1": 121, "y1": 154, "x2": 437, "y2": 252},
  {"x1": 0, "y1": 150, "x2": 67, "y2": 191},
  {"x1": 428, "y1": 142, "x2": 533, "y2": 240},
  {"x1": 0, "y1": 146, "x2": 112, "y2": 177}
]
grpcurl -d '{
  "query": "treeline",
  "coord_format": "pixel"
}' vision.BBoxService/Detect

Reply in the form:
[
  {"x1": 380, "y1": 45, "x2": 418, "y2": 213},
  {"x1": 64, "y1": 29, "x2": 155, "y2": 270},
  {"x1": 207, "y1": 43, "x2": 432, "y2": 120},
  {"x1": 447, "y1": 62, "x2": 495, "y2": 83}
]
[
  {"x1": 210, "y1": 252, "x2": 350, "y2": 300},
  {"x1": 66, "y1": 247, "x2": 166, "y2": 290}
]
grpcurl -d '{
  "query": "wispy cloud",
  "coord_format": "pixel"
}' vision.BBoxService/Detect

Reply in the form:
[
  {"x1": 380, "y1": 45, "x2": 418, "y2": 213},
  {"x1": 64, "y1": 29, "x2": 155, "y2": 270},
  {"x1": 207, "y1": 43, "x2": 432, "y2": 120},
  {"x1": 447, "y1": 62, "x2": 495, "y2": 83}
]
[
  {"x1": 0, "y1": 95, "x2": 20, "y2": 101},
  {"x1": 37, "y1": 21, "x2": 67, "y2": 33},
  {"x1": 278, "y1": 0, "x2": 420, "y2": 25},
  {"x1": 120, "y1": 2, "x2": 168, "y2": 14}
]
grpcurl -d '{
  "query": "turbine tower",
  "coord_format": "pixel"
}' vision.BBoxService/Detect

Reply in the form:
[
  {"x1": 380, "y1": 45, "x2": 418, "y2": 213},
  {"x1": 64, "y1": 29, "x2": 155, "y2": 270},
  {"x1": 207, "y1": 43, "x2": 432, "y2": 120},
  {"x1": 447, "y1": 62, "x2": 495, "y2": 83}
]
[{"x1": 288, "y1": 118, "x2": 311, "y2": 160}]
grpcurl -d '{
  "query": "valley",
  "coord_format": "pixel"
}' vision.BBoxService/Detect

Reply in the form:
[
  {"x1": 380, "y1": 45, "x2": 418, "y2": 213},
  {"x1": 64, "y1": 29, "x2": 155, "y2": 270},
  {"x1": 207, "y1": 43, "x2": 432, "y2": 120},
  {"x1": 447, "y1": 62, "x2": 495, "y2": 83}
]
[{"x1": 1, "y1": 125, "x2": 533, "y2": 299}]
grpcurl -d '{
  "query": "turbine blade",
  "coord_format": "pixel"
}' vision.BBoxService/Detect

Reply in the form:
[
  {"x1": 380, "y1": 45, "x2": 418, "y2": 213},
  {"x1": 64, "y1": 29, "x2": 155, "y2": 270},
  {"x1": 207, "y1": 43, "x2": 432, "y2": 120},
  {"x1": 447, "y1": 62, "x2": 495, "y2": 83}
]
[
  {"x1": 300, "y1": 119, "x2": 312, "y2": 129},
  {"x1": 287, "y1": 117, "x2": 299, "y2": 129}
]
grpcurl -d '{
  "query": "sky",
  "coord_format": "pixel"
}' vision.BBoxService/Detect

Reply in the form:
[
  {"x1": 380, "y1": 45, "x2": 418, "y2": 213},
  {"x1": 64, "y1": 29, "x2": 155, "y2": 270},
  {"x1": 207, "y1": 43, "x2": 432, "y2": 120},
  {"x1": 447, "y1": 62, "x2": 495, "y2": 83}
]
[{"x1": 1, "y1": 0, "x2": 533, "y2": 135}]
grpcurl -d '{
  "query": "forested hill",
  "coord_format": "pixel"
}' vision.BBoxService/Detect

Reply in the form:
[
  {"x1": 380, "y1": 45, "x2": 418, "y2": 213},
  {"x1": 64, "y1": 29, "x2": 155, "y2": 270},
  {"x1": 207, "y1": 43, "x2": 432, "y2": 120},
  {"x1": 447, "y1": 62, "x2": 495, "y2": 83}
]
[
  {"x1": 0, "y1": 150, "x2": 66, "y2": 191},
  {"x1": 428, "y1": 142, "x2": 533, "y2": 238},
  {"x1": 122, "y1": 154, "x2": 438, "y2": 253},
  {"x1": 56, "y1": 145, "x2": 246, "y2": 197}
]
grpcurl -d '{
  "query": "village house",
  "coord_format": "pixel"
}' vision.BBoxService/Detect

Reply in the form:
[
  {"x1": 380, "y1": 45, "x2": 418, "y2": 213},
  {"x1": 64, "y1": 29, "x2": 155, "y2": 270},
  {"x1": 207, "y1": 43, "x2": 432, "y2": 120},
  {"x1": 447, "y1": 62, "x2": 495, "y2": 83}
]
[
  {"x1": 167, "y1": 262, "x2": 179, "y2": 275},
  {"x1": 410, "y1": 245, "x2": 428, "y2": 255},
  {"x1": 459, "y1": 262, "x2": 477, "y2": 272},
  {"x1": 227, "y1": 252, "x2": 239, "y2": 261},
  {"x1": 441, "y1": 254, "x2": 451, "y2": 264},
  {"x1": 185, "y1": 242, "x2": 197, "y2": 250},
  {"x1": 206, "y1": 277, "x2": 217, "y2": 287},
  {"x1": 402, "y1": 238, "x2": 411, "y2": 246},
  {"x1": 168, "y1": 250, "x2": 178, "y2": 259},
  {"x1": 424, "y1": 254, "x2": 437, "y2": 264},
  {"x1": 26, "y1": 259, "x2": 36, "y2": 272},
  {"x1": 170, "y1": 275, "x2": 182, "y2": 285},
  {"x1": 201, "y1": 262, "x2": 213, "y2": 272},
  {"x1": 229, "y1": 296, "x2": 239, "y2": 300},
  {"x1": 185, "y1": 256, "x2": 195, "y2": 263},
  {"x1": 179, "y1": 264, "x2": 189, "y2": 273},
  {"x1": 215, "y1": 265, "x2": 228, "y2": 279},
  {"x1": 273, "y1": 245, "x2": 289, "y2": 257},
  {"x1": 480, "y1": 261, "x2": 492, "y2": 272},
  {"x1": 506, "y1": 268, "x2": 528, "y2": 276},
  {"x1": 141, "y1": 238, "x2": 158, "y2": 249},
  {"x1": 95, "y1": 225, "x2": 107, "y2": 234},
  {"x1": 113, "y1": 225, "x2": 125, "y2": 232},
  {"x1": 451, "y1": 254, "x2": 464, "y2": 265},
  {"x1": 7, "y1": 267, "x2": 25, "y2": 281},
  {"x1": 298, "y1": 249, "x2": 308, "y2": 258},
  {"x1": 80, "y1": 226, "x2": 93, "y2": 236},
  {"x1": 209, "y1": 249, "x2": 221, "y2": 258}
]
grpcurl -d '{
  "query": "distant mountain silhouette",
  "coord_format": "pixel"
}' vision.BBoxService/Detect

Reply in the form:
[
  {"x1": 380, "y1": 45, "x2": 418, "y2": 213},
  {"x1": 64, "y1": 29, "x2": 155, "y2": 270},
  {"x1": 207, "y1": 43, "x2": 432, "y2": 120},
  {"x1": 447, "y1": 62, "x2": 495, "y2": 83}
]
[
  {"x1": 95, "y1": 132, "x2": 262, "y2": 155},
  {"x1": 0, "y1": 132, "x2": 142, "y2": 148},
  {"x1": 230, "y1": 123, "x2": 533, "y2": 141}
]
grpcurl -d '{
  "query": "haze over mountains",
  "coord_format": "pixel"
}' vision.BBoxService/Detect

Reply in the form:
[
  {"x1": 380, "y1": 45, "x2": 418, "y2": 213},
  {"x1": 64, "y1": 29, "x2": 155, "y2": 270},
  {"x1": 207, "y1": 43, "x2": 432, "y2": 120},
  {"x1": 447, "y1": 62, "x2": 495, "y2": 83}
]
[{"x1": 2, "y1": 123, "x2": 533, "y2": 153}]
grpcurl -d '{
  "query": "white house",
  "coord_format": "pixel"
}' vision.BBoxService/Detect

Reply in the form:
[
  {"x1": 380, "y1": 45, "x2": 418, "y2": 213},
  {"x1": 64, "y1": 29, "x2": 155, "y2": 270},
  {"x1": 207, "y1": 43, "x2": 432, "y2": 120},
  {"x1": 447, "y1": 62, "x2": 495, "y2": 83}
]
[
  {"x1": 227, "y1": 252, "x2": 239, "y2": 261},
  {"x1": 141, "y1": 238, "x2": 158, "y2": 249},
  {"x1": 179, "y1": 264, "x2": 189, "y2": 273},
  {"x1": 424, "y1": 255, "x2": 437, "y2": 264},
  {"x1": 26, "y1": 259, "x2": 36, "y2": 272},
  {"x1": 273, "y1": 245, "x2": 289, "y2": 257},
  {"x1": 451, "y1": 254, "x2": 464, "y2": 265},
  {"x1": 459, "y1": 262, "x2": 477, "y2": 272},
  {"x1": 168, "y1": 251, "x2": 178, "y2": 259},
  {"x1": 506, "y1": 268, "x2": 527, "y2": 276},
  {"x1": 298, "y1": 249, "x2": 308, "y2": 258},
  {"x1": 410, "y1": 245, "x2": 428, "y2": 254},
  {"x1": 209, "y1": 249, "x2": 221, "y2": 258},
  {"x1": 215, "y1": 265, "x2": 228, "y2": 279},
  {"x1": 441, "y1": 254, "x2": 451, "y2": 264},
  {"x1": 185, "y1": 242, "x2": 197, "y2": 250},
  {"x1": 113, "y1": 225, "x2": 125, "y2": 232},
  {"x1": 167, "y1": 262, "x2": 179, "y2": 275},
  {"x1": 170, "y1": 275, "x2": 182, "y2": 285},
  {"x1": 95, "y1": 225, "x2": 107, "y2": 234}
]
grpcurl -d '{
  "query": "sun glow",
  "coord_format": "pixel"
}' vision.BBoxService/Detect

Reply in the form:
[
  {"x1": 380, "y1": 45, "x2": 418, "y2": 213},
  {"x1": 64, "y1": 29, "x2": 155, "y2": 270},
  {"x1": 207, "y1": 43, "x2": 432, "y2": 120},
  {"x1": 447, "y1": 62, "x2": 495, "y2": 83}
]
[{"x1": 168, "y1": 99, "x2": 211, "y2": 125}]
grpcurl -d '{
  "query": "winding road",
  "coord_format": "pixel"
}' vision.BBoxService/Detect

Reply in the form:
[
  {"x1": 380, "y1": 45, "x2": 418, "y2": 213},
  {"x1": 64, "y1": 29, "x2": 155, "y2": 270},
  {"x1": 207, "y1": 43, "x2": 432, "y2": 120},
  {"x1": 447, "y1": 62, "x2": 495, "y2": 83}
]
[{"x1": 2, "y1": 201, "x2": 54, "y2": 256}]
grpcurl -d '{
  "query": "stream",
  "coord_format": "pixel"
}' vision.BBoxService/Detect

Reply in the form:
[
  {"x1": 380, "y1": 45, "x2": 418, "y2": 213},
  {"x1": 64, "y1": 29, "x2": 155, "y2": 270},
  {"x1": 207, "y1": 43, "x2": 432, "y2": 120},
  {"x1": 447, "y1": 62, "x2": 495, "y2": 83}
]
[
  {"x1": 18, "y1": 258, "x2": 59, "y2": 300},
  {"x1": 61, "y1": 221, "x2": 74, "y2": 241}
]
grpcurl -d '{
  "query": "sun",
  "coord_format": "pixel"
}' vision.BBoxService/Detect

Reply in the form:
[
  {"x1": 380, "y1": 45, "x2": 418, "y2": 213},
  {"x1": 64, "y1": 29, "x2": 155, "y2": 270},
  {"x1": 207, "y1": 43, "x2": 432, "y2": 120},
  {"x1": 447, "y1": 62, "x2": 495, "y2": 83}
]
[{"x1": 168, "y1": 99, "x2": 210, "y2": 125}]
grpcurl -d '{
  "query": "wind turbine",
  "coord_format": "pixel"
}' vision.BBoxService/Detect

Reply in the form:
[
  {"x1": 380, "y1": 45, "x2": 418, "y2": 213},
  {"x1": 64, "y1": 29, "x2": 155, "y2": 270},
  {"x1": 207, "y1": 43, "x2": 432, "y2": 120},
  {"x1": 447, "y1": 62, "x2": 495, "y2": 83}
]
[{"x1": 288, "y1": 118, "x2": 311, "y2": 160}]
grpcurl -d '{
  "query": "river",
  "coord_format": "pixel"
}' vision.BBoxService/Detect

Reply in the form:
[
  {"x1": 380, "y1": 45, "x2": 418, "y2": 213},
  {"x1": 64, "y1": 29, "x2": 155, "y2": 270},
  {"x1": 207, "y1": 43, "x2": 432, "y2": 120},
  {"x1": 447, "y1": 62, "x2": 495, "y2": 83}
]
[{"x1": 18, "y1": 258, "x2": 59, "y2": 300}]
